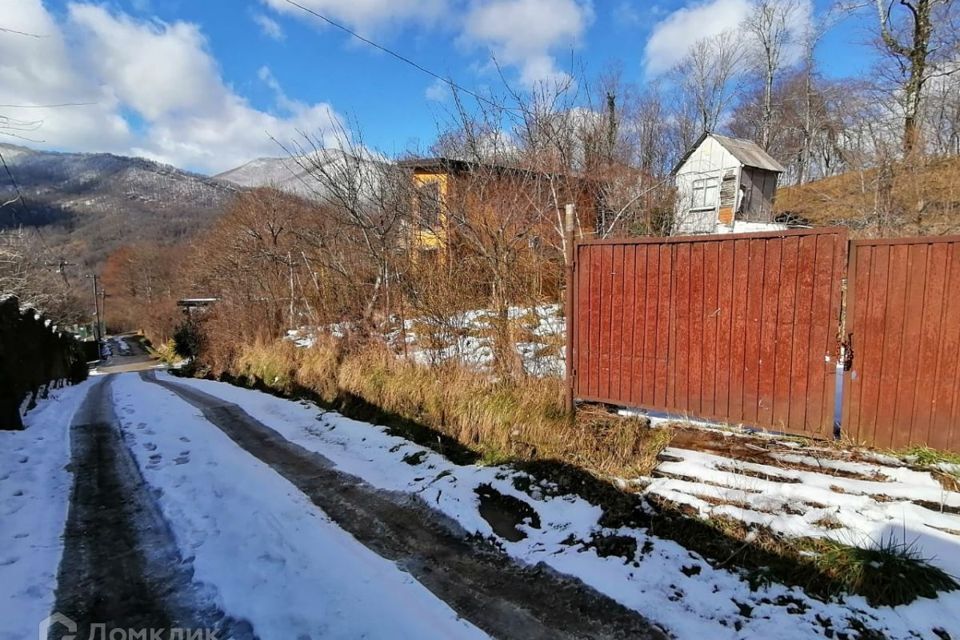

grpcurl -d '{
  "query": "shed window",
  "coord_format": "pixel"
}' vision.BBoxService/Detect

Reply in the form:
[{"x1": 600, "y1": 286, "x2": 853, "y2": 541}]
[
  {"x1": 417, "y1": 180, "x2": 442, "y2": 229},
  {"x1": 690, "y1": 177, "x2": 719, "y2": 210}
]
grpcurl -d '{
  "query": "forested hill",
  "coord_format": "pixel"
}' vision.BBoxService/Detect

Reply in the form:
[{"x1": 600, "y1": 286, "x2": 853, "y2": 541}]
[{"x1": 0, "y1": 143, "x2": 238, "y2": 267}]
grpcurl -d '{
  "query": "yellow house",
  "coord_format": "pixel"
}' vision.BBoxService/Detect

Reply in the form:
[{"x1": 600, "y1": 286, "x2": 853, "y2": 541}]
[
  {"x1": 399, "y1": 157, "x2": 600, "y2": 254},
  {"x1": 405, "y1": 161, "x2": 450, "y2": 250}
]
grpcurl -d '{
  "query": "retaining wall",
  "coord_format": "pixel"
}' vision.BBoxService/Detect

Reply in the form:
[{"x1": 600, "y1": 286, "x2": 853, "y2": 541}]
[{"x1": 0, "y1": 295, "x2": 89, "y2": 429}]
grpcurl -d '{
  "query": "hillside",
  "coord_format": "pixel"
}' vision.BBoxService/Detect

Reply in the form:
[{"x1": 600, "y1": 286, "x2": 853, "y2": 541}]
[
  {"x1": 214, "y1": 149, "x2": 377, "y2": 200},
  {"x1": 776, "y1": 156, "x2": 960, "y2": 236},
  {"x1": 0, "y1": 143, "x2": 238, "y2": 267},
  {"x1": 215, "y1": 156, "x2": 315, "y2": 198}
]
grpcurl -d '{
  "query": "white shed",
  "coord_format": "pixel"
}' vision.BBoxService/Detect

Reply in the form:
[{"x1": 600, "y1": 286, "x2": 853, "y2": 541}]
[{"x1": 672, "y1": 132, "x2": 786, "y2": 235}]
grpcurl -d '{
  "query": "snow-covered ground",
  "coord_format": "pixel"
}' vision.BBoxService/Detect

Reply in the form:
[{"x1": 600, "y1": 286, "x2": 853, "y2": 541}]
[
  {"x1": 0, "y1": 381, "x2": 93, "y2": 640},
  {"x1": 285, "y1": 303, "x2": 566, "y2": 377},
  {"x1": 7, "y1": 371, "x2": 958, "y2": 638},
  {"x1": 641, "y1": 446, "x2": 960, "y2": 577},
  {"x1": 110, "y1": 374, "x2": 487, "y2": 639},
  {"x1": 164, "y1": 372, "x2": 960, "y2": 639}
]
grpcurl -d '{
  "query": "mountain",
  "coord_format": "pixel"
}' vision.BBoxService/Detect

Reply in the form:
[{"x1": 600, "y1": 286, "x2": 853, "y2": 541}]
[
  {"x1": 215, "y1": 156, "x2": 316, "y2": 199},
  {"x1": 214, "y1": 149, "x2": 379, "y2": 200},
  {"x1": 0, "y1": 143, "x2": 238, "y2": 266}
]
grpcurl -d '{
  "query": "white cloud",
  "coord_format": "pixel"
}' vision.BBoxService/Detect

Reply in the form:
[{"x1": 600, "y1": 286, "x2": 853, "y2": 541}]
[
  {"x1": 70, "y1": 5, "x2": 230, "y2": 122},
  {"x1": 643, "y1": 0, "x2": 814, "y2": 77},
  {"x1": 643, "y1": 0, "x2": 751, "y2": 76},
  {"x1": 253, "y1": 12, "x2": 285, "y2": 41},
  {"x1": 0, "y1": 0, "x2": 341, "y2": 174},
  {"x1": 260, "y1": 0, "x2": 449, "y2": 35},
  {"x1": 425, "y1": 78, "x2": 449, "y2": 101},
  {"x1": 262, "y1": 0, "x2": 592, "y2": 89},
  {"x1": 461, "y1": 0, "x2": 593, "y2": 86},
  {"x1": 0, "y1": 0, "x2": 131, "y2": 152}
]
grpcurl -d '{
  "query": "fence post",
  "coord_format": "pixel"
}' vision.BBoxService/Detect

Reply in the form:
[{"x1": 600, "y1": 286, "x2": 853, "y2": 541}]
[{"x1": 564, "y1": 203, "x2": 576, "y2": 416}]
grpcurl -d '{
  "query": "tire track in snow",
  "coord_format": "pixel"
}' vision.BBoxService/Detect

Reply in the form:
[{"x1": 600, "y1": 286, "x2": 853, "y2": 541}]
[
  {"x1": 142, "y1": 371, "x2": 667, "y2": 640},
  {"x1": 49, "y1": 375, "x2": 254, "y2": 640}
]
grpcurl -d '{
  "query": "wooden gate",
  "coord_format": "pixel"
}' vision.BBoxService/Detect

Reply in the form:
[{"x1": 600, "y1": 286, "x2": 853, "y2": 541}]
[
  {"x1": 572, "y1": 229, "x2": 847, "y2": 437},
  {"x1": 842, "y1": 237, "x2": 960, "y2": 450}
]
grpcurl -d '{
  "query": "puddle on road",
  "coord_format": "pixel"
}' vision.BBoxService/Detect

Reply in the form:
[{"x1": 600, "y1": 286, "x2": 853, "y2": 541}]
[{"x1": 475, "y1": 484, "x2": 541, "y2": 542}]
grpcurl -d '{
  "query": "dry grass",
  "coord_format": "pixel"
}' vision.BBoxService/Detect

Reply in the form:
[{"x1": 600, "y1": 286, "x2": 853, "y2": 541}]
[
  {"x1": 776, "y1": 155, "x2": 960, "y2": 236},
  {"x1": 147, "y1": 338, "x2": 181, "y2": 366},
  {"x1": 208, "y1": 337, "x2": 959, "y2": 607},
  {"x1": 222, "y1": 336, "x2": 671, "y2": 478}
]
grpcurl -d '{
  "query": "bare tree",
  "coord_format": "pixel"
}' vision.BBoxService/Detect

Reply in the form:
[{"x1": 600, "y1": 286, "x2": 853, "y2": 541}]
[
  {"x1": 673, "y1": 32, "x2": 745, "y2": 138},
  {"x1": 283, "y1": 122, "x2": 409, "y2": 329},
  {"x1": 872, "y1": 0, "x2": 959, "y2": 154},
  {"x1": 742, "y1": 0, "x2": 805, "y2": 150}
]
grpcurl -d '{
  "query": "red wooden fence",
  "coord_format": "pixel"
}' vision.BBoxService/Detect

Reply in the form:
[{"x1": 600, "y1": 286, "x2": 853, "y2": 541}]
[
  {"x1": 842, "y1": 237, "x2": 960, "y2": 451},
  {"x1": 572, "y1": 229, "x2": 847, "y2": 438}
]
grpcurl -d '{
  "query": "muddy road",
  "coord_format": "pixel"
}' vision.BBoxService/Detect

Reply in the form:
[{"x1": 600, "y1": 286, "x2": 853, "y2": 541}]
[
  {"x1": 50, "y1": 375, "x2": 253, "y2": 640},
  {"x1": 142, "y1": 371, "x2": 666, "y2": 640},
  {"x1": 42, "y1": 367, "x2": 665, "y2": 639}
]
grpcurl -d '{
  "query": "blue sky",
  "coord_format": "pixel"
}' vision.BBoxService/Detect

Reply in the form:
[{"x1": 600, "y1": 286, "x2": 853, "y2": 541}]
[{"x1": 1, "y1": 0, "x2": 878, "y2": 174}]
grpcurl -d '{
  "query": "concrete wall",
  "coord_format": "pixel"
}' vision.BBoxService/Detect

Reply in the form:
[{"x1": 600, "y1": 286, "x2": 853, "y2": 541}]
[{"x1": 0, "y1": 296, "x2": 88, "y2": 429}]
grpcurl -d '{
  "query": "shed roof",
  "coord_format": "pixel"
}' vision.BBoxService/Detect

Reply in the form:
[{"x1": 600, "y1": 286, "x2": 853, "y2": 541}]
[{"x1": 672, "y1": 132, "x2": 785, "y2": 174}]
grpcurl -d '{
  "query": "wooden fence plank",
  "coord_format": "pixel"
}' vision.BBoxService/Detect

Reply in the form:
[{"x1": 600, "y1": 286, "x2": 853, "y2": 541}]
[
  {"x1": 574, "y1": 229, "x2": 844, "y2": 438},
  {"x1": 844, "y1": 237, "x2": 960, "y2": 452}
]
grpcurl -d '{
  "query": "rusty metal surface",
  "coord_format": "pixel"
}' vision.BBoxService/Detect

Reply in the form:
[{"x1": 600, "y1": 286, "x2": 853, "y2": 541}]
[
  {"x1": 572, "y1": 229, "x2": 846, "y2": 438},
  {"x1": 842, "y1": 238, "x2": 960, "y2": 452}
]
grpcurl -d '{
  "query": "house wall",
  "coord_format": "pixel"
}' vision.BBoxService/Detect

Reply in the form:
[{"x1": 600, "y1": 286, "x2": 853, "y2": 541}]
[
  {"x1": 413, "y1": 168, "x2": 599, "y2": 248},
  {"x1": 412, "y1": 171, "x2": 449, "y2": 250},
  {"x1": 739, "y1": 167, "x2": 779, "y2": 222},
  {"x1": 674, "y1": 136, "x2": 741, "y2": 235}
]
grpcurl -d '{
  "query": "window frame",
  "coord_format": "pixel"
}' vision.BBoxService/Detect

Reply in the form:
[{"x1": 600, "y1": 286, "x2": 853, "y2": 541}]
[
  {"x1": 416, "y1": 179, "x2": 443, "y2": 229},
  {"x1": 689, "y1": 176, "x2": 720, "y2": 211}
]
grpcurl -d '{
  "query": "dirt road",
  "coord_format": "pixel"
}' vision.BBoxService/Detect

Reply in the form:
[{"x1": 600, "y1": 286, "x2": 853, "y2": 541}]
[
  {"x1": 50, "y1": 375, "x2": 253, "y2": 640},
  {"x1": 142, "y1": 371, "x2": 666, "y2": 640},
  {"x1": 45, "y1": 365, "x2": 665, "y2": 639}
]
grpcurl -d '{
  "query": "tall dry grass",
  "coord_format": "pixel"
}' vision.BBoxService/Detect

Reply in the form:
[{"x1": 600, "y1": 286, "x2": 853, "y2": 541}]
[{"x1": 222, "y1": 336, "x2": 670, "y2": 477}]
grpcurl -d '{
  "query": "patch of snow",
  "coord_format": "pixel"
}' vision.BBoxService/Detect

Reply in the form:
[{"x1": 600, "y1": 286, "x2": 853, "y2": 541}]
[
  {"x1": 0, "y1": 381, "x2": 94, "y2": 640},
  {"x1": 111, "y1": 374, "x2": 487, "y2": 639},
  {"x1": 162, "y1": 373, "x2": 960, "y2": 639}
]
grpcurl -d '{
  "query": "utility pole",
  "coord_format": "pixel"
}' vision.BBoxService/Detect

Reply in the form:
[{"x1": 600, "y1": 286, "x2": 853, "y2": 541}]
[
  {"x1": 98, "y1": 287, "x2": 107, "y2": 340},
  {"x1": 45, "y1": 257, "x2": 76, "y2": 287},
  {"x1": 564, "y1": 203, "x2": 577, "y2": 417},
  {"x1": 86, "y1": 274, "x2": 102, "y2": 348}
]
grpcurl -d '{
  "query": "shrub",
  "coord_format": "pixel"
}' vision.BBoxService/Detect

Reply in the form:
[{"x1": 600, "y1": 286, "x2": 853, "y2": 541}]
[
  {"x1": 150, "y1": 339, "x2": 182, "y2": 365},
  {"x1": 173, "y1": 321, "x2": 203, "y2": 360}
]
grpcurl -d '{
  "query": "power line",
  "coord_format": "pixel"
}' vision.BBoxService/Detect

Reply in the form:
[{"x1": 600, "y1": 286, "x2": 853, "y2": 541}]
[
  {"x1": 0, "y1": 102, "x2": 96, "y2": 109},
  {"x1": 0, "y1": 26, "x2": 45, "y2": 38},
  {"x1": 282, "y1": 0, "x2": 507, "y2": 112}
]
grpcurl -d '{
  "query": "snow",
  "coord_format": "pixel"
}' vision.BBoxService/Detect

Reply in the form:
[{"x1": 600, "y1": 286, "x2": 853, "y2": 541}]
[
  {"x1": 388, "y1": 304, "x2": 568, "y2": 377},
  {"x1": 163, "y1": 372, "x2": 960, "y2": 639},
  {"x1": 642, "y1": 447, "x2": 960, "y2": 576},
  {"x1": 109, "y1": 374, "x2": 487, "y2": 639},
  {"x1": 716, "y1": 221, "x2": 789, "y2": 234},
  {"x1": 288, "y1": 304, "x2": 566, "y2": 377},
  {"x1": 0, "y1": 380, "x2": 94, "y2": 640}
]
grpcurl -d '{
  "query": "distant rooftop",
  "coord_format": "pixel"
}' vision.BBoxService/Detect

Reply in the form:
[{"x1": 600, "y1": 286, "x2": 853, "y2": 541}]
[
  {"x1": 673, "y1": 132, "x2": 786, "y2": 174},
  {"x1": 177, "y1": 298, "x2": 218, "y2": 308}
]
